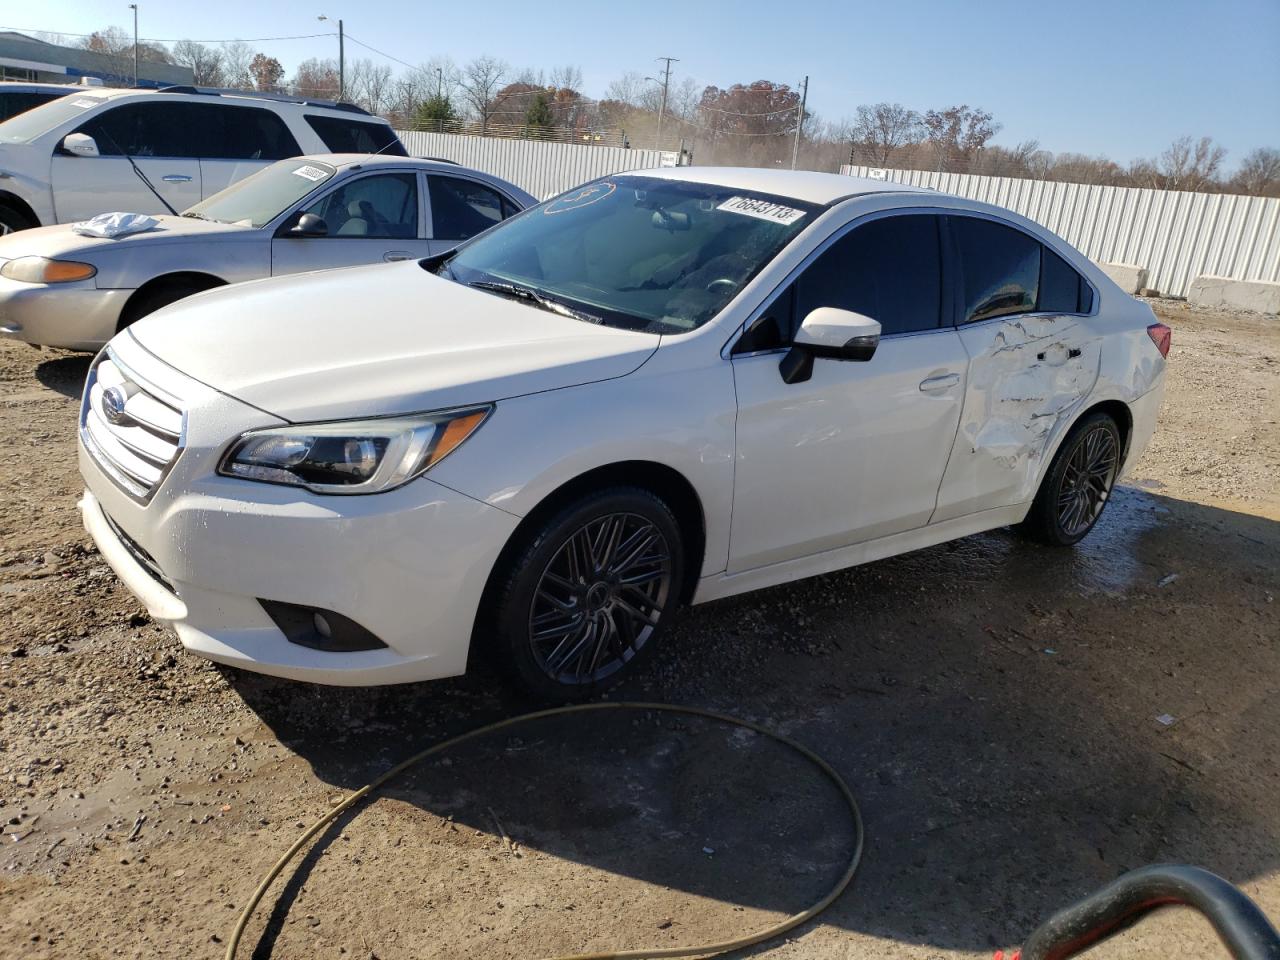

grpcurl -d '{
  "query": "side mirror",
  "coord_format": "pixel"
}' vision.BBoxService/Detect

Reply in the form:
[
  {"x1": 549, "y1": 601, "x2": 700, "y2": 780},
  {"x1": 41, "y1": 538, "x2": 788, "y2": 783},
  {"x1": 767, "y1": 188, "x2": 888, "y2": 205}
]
[
  {"x1": 289, "y1": 213, "x2": 328, "y2": 238},
  {"x1": 61, "y1": 132, "x2": 100, "y2": 158},
  {"x1": 779, "y1": 307, "x2": 881, "y2": 384}
]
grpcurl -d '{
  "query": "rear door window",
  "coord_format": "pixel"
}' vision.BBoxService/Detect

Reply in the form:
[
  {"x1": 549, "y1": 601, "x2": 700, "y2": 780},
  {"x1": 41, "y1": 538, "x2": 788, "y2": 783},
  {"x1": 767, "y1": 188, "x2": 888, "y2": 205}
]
[
  {"x1": 303, "y1": 114, "x2": 407, "y2": 156},
  {"x1": 208, "y1": 106, "x2": 301, "y2": 161},
  {"x1": 951, "y1": 215, "x2": 1093, "y2": 321},
  {"x1": 950, "y1": 216, "x2": 1040, "y2": 323},
  {"x1": 427, "y1": 175, "x2": 508, "y2": 241}
]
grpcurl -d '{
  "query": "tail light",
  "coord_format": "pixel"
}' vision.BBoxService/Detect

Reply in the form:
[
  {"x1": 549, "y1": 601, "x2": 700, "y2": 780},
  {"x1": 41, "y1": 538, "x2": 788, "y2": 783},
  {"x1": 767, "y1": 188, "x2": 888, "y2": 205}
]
[{"x1": 1147, "y1": 322, "x2": 1171, "y2": 358}]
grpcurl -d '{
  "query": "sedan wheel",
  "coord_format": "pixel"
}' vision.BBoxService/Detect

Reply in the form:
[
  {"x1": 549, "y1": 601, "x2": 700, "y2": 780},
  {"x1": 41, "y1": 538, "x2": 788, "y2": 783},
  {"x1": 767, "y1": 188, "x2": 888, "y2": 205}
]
[
  {"x1": 487, "y1": 487, "x2": 684, "y2": 701},
  {"x1": 1056, "y1": 424, "x2": 1119, "y2": 538},
  {"x1": 529, "y1": 512, "x2": 673, "y2": 685},
  {"x1": 1021, "y1": 412, "x2": 1123, "y2": 546}
]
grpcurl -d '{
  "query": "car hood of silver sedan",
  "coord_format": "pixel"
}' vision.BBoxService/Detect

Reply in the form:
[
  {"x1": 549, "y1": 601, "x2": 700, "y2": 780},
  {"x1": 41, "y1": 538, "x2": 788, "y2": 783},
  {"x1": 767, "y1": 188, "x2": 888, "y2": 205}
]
[
  {"x1": 127, "y1": 261, "x2": 661, "y2": 422},
  {"x1": 0, "y1": 215, "x2": 252, "y2": 261}
]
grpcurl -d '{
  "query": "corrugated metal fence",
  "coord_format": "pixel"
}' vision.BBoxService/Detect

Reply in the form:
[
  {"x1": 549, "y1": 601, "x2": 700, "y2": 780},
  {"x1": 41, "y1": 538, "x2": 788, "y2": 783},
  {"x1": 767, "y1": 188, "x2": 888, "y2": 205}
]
[
  {"x1": 841, "y1": 164, "x2": 1280, "y2": 299},
  {"x1": 398, "y1": 130, "x2": 675, "y2": 201}
]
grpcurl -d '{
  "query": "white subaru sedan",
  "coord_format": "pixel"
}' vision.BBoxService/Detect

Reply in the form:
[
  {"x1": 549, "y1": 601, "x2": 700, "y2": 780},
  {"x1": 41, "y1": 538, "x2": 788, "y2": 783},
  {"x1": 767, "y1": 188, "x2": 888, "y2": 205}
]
[{"x1": 77, "y1": 168, "x2": 1169, "y2": 700}]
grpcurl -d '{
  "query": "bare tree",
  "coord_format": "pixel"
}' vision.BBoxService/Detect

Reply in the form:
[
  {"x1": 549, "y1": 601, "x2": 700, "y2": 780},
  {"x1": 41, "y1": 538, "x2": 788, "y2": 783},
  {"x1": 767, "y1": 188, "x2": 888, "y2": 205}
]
[
  {"x1": 172, "y1": 39, "x2": 224, "y2": 87},
  {"x1": 1157, "y1": 135, "x2": 1227, "y2": 192},
  {"x1": 849, "y1": 102, "x2": 923, "y2": 166},
  {"x1": 1232, "y1": 147, "x2": 1280, "y2": 196},
  {"x1": 292, "y1": 58, "x2": 340, "y2": 100},
  {"x1": 347, "y1": 59, "x2": 395, "y2": 114},
  {"x1": 549, "y1": 65, "x2": 584, "y2": 93},
  {"x1": 922, "y1": 105, "x2": 1000, "y2": 171},
  {"x1": 459, "y1": 56, "x2": 509, "y2": 134},
  {"x1": 221, "y1": 41, "x2": 256, "y2": 90}
]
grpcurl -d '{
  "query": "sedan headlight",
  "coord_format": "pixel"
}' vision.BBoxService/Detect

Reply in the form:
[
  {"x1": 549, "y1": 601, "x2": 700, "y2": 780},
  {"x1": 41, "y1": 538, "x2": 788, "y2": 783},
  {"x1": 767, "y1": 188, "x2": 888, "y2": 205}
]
[
  {"x1": 0, "y1": 256, "x2": 97, "y2": 283},
  {"x1": 218, "y1": 407, "x2": 491, "y2": 494}
]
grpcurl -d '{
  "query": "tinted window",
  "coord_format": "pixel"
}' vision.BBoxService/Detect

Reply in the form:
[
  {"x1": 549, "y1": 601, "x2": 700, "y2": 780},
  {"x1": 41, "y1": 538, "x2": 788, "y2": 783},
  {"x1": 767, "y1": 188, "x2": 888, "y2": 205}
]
[
  {"x1": 301, "y1": 172, "x2": 418, "y2": 239},
  {"x1": 304, "y1": 114, "x2": 406, "y2": 156},
  {"x1": 0, "y1": 91, "x2": 67, "y2": 123},
  {"x1": 951, "y1": 216, "x2": 1040, "y2": 323},
  {"x1": 77, "y1": 102, "x2": 213, "y2": 158},
  {"x1": 795, "y1": 214, "x2": 943, "y2": 337},
  {"x1": 1040, "y1": 246, "x2": 1085, "y2": 313},
  {"x1": 211, "y1": 106, "x2": 301, "y2": 161},
  {"x1": 734, "y1": 215, "x2": 943, "y2": 353},
  {"x1": 428, "y1": 175, "x2": 507, "y2": 241}
]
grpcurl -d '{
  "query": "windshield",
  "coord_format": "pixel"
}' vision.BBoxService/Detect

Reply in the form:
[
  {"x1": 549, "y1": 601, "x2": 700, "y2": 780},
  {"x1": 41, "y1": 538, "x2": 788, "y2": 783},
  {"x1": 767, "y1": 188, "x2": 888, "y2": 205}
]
[
  {"x1": 441, "y1": 176, "x2": 818, "y2": 334},
  {"x1": 183, "y1": 160, "x2": 337, "y2": 227},
  {"x1": 0, "y1": 93, "x2": 107, "y2": 144}
]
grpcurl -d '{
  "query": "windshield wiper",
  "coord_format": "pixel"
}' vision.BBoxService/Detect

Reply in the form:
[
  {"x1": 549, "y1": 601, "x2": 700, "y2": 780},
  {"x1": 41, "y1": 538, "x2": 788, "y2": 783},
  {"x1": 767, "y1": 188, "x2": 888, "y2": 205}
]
[
  {"x1": 180, "y1": 211, "x2": 217, "y2": 222},
  {"x1": 468, "y1": 279, "x2": 602, "y2": 325}
]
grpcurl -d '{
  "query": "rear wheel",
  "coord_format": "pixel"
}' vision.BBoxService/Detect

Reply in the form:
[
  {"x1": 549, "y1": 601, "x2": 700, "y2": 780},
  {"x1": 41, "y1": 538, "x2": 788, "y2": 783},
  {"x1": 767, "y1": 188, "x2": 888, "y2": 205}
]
[
  {"x1": 488, "y1": 487, "x2": 684, "y2": 702},
  {"x1": 1020, "y1": 412, "x2": 1122, "y2": 546}
]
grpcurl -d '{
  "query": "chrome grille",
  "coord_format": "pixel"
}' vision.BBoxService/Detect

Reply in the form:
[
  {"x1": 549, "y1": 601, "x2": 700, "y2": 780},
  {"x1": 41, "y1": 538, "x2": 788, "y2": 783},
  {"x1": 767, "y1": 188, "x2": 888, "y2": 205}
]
[{"x1": 80, "y1": 351, "x2": 185, "y2": 501}]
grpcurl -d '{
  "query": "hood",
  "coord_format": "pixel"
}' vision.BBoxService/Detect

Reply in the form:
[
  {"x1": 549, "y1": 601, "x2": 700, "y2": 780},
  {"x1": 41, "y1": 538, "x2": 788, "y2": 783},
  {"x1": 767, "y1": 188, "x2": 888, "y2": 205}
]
[
  {"x1": 128, "y1": 261, "x2": 659, "y2": 421},
  {"x1": 0, "y1": 215, "x2": 250, "y2": 262}
]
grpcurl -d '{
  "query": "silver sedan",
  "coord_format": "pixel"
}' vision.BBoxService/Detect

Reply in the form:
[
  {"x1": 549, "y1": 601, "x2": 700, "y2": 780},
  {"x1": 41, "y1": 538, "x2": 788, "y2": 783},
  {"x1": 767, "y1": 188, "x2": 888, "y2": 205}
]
[{"x1": 0, "y1": 154, "x2": 535, "y2": 350}]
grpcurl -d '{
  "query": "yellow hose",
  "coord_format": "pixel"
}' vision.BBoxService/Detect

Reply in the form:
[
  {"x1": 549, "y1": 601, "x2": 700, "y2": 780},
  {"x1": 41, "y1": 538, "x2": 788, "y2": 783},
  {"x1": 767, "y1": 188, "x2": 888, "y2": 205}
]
[{"x1": 224, "y1": 701, "x2": 864, "y2": 960}]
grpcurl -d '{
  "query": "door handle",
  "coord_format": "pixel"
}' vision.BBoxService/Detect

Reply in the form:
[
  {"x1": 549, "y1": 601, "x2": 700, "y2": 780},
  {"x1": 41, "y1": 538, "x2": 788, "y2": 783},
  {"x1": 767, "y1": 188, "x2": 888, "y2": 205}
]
[
  {"x1": 919, "y1": 373, "x2": 960, "y2": 392},
  {"x1": 383, "y1": 250, "x2": 412, "y2": 262},
  {"x1": 161, "y1": 174, "x2": 192, "y2": 183}
]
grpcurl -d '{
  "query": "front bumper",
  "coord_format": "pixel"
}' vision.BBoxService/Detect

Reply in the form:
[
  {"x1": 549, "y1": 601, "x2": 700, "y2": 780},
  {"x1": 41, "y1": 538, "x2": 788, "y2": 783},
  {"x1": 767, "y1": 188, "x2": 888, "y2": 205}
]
[
  {"x1": 78, "y1": 336, "x2": 521, "y2": 686},
  {"x1": 0, "y1": 274, "x2": 129, "y2": 350}
]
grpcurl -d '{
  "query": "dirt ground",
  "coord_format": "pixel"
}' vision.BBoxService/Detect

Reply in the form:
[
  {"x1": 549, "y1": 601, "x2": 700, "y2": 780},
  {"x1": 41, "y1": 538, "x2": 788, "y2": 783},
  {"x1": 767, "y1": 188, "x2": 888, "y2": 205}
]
[{"x1": 0, "y1": 300, "x2": 1276, "y2": 960}]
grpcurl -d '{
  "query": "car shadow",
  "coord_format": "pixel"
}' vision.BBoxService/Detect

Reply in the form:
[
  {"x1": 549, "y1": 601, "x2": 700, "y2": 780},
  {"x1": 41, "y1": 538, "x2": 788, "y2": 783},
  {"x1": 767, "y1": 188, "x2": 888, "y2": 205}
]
[
  {"x1": 227, "y1": 486, "x2": 1280, "y2": 956},
  {"x1": 34, "y1": 352, "x2": 92, "y2": 399}
]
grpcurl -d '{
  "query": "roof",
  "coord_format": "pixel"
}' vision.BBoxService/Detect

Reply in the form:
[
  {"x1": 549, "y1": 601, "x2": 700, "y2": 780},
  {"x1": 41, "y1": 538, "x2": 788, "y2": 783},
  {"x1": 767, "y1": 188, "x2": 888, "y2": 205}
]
[
  {"x1": 0, "y1": 81, "x2": 82, "y2": 93},
  {"x1": 320, "y1": 154, "x2": 467, "y2": 170},
  {"x1": 41, "y1": 86, "x2": 380, "y2": 118},
  {"x1": 618, "y1": 166, "x2": 928, "y2": 205}
]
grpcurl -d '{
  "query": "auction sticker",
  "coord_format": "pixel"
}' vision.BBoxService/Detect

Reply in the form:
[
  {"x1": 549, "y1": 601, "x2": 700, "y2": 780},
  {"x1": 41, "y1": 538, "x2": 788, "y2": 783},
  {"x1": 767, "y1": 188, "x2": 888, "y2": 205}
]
[
  {"x1": 292, "y1": 164, "x2": 329, "y2": 181},
  {"x1": 716, "y1": 196, "x2": 806, "y2": 225}
]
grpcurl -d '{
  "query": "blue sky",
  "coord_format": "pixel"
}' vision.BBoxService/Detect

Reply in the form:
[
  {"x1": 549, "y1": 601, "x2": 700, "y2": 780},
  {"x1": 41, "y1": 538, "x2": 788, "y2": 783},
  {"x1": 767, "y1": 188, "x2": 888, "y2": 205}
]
[{"x1": 17, "y1": 0, "x2": 1280, "y2": 167}]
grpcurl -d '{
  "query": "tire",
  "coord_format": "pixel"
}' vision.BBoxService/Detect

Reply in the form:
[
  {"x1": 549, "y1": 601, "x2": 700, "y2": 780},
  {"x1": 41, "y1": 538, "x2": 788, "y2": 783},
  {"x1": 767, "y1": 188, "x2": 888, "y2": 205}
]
[
  {"x1": 486, "y1": 486, "x2": 685, "y2": 702},
  {"x1": 0, "y1": 204, "x2": 35, "y2": 236},
  {"x1": 118, "y1": 279, "x2": 221, "y2": 331},
  {"x1": 1020, "y1": 411, "x2": 1123, "y2": 546}
]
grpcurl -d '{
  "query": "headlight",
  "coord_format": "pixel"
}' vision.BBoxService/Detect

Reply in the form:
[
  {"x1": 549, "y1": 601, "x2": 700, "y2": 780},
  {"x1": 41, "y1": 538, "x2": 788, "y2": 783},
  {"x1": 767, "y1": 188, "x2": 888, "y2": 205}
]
[
  {"x1": 218, "y1": 407, "x2": 491, "y2": 495},
  {"x1": 0, "y1": 256, "x2": 97, "y2": 284}
]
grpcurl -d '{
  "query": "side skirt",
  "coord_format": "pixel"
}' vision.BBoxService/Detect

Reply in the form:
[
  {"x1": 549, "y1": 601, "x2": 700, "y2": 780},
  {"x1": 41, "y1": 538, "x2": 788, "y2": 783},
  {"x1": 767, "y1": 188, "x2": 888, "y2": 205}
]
[{"x1": 692, "y1": 501, "x2": 1031, "y2": 604}]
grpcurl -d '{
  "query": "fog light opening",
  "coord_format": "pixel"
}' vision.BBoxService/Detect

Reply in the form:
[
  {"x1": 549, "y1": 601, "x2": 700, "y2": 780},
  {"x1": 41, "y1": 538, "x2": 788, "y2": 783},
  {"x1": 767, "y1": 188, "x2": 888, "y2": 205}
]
[{"x1": 258, "y1": 600, "x2": 387, "y2": 652}]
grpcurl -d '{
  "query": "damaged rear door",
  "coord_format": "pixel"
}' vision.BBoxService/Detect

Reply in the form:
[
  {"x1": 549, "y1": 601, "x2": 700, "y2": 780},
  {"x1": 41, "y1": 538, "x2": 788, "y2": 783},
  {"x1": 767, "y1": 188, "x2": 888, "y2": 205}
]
[{"x1": 932, "y1": 214, "x2": 1100, "y2": 523}]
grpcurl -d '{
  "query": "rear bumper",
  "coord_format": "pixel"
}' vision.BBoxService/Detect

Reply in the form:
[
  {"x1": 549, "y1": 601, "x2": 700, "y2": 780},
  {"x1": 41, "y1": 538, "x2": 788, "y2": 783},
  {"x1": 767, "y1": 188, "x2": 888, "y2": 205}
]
[
  {"x1": 0, "y1": 276, "x2": 128, "y2": 350},
  {"x1": 1120, "y1": 378, "x2": 1166, "y2": 476}
]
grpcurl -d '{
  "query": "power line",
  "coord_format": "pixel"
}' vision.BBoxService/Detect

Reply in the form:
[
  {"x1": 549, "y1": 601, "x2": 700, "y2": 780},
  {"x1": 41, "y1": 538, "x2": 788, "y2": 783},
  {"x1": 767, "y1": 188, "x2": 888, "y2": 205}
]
[{"x1": 1, "y1": 24, "x2": 335, "y2": 43}]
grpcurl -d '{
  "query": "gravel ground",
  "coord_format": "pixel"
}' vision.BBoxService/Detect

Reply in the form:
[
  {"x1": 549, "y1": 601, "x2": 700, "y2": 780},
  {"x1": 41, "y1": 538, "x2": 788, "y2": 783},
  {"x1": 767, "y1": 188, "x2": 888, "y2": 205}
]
[{"x1": 0, "y1": 300, "x2": 1277, "y2": 960}]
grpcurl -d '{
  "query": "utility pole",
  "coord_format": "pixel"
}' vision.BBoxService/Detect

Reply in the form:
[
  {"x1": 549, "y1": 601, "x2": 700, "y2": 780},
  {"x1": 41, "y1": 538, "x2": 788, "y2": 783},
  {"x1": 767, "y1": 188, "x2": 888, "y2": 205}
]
[
  {"x1": 129, "y1": 4, "x2": 138, "y2": 88},
  {"x1": 317, "y1": 15, "x2": 345, "y2": 100},
  {"x1": 654, "y1": 56, "x2": 678, "y2": 149},
  {"x1": 790, "y1": 75, "x2": 809, "y2": 170}
]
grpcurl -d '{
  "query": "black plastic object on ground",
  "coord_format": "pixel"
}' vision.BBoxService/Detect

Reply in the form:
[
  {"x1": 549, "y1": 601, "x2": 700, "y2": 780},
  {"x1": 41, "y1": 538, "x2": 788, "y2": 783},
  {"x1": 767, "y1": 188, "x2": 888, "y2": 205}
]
[{"x1": 1018, "y1": 864, "x2": 1280, "y2": 959}]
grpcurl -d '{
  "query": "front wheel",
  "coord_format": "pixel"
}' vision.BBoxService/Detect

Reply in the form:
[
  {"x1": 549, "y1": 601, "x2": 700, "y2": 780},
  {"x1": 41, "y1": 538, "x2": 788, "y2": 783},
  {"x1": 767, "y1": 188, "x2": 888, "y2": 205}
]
[
  {"x1": 1020, "y1": 412, "x2": 1123, "y2": 546},
  {"x1": 0, "y1": 204, "x2": 35, "y2": 236},
  {"x1": 488, "y1": 487, "x2": 684, "y2": 702}
]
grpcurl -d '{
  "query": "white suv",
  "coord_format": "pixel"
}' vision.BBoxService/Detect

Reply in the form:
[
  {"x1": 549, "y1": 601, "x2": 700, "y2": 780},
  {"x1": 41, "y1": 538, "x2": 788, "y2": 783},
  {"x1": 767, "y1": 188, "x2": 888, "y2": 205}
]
[{"x1": 0, "y1": 86, "x2": 405, "y2": 233}]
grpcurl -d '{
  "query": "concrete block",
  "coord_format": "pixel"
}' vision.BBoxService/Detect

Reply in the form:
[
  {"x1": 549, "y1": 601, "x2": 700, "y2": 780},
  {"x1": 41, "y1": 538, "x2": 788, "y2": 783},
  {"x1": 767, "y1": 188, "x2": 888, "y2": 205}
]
[
  {"x1": 1098, "y1": 262, "x2": 1149, "y2": 294},
  {"x1": 1188, "y1": 276, "x2": 1280, "y2": 315}
]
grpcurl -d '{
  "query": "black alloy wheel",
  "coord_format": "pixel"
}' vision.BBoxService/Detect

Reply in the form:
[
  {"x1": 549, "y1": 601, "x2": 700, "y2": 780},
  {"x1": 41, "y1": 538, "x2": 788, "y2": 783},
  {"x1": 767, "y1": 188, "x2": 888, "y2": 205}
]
[
  {"x1": 1021, "y1": 411, "x2": 1123, "y2": 546},
  {"x1": 487, "y1": 487, "x2": 684, "y2": 701}
]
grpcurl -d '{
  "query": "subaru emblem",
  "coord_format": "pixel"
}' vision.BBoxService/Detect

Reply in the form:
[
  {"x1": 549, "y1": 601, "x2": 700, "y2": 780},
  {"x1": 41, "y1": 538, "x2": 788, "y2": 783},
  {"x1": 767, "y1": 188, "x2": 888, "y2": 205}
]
[{"x1": 102, "y1": 385, "x2": 129, "y2": 425}]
